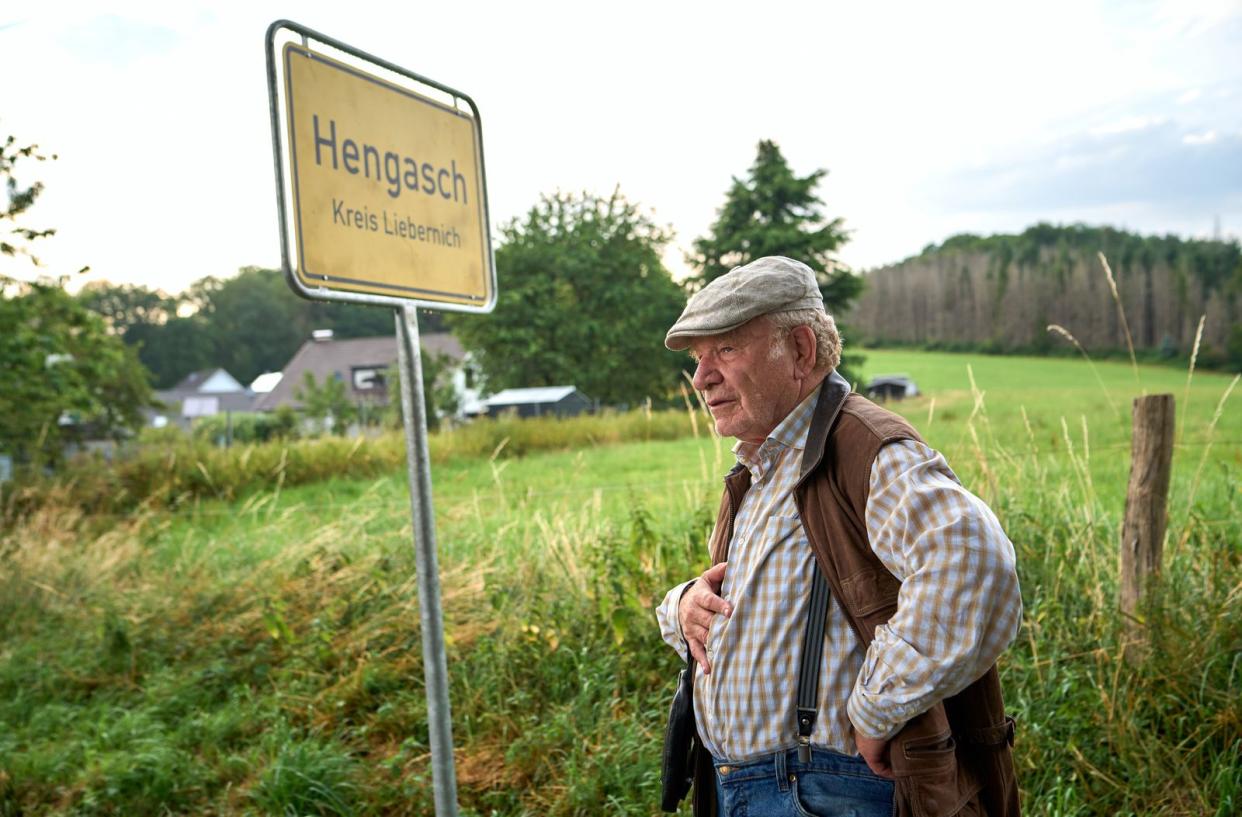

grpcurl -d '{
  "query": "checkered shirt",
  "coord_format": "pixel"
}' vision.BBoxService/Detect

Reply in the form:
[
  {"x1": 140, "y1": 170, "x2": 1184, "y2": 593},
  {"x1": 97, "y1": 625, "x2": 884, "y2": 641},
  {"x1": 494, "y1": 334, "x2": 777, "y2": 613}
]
[{"x1": 656, "y1": 387, "x2": 1021, "y2": 762}]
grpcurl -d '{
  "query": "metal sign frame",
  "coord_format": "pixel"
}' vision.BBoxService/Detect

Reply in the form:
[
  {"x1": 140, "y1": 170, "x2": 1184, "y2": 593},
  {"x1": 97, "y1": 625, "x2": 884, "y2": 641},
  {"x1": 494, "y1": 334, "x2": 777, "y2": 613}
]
[{"x1": 265, "y1": 19, "x2": 497, "y2": 313}]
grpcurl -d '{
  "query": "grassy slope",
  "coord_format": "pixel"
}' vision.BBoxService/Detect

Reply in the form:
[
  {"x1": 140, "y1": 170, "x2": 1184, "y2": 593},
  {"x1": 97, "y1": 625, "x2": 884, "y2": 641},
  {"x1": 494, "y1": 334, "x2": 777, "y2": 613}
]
[{"x1": 1, "y1": 350, "x2": 1239, "y2": 816}]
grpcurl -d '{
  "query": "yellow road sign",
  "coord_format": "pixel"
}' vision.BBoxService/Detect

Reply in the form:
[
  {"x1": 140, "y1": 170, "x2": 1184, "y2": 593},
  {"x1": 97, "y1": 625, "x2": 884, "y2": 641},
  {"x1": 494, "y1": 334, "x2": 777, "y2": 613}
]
[{"x1": 278, "y1": 41, "x2": 494, "y2": 309}]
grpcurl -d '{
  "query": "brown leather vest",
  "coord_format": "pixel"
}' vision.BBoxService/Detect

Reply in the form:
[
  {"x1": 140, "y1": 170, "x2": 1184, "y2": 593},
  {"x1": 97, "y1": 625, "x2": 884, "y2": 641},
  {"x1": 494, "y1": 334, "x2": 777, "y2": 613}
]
[{"x1": 692, "y1": 371, "x2": 1020, "y2": 817}]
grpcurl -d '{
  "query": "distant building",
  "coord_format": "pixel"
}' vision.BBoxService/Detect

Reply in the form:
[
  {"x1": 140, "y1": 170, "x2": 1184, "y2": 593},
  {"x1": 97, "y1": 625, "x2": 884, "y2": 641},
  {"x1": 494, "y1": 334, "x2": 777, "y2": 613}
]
[
  {"x1": 479, "y1": 386, "x2": 593, "y2": 418},
  {"x1": 254, "y1": 331, "x2": 478, "y2": 418},
  {"x1": 249, "y1": 371, "x2": 283, "y2": 395},
  {"x1": 151, "y1": 368, "x2": 256, "y2": 429},
  {"x1": 864, "y1": 375, "x2": 920, "y2": 402}
]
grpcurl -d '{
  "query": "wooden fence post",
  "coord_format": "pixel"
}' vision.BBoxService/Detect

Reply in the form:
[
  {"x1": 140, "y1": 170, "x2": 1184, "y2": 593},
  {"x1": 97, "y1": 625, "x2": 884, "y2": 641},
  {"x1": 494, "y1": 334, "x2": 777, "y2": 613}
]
[{"x1": 1120, "y1": 393, "x2": 1175, "y2": 661}]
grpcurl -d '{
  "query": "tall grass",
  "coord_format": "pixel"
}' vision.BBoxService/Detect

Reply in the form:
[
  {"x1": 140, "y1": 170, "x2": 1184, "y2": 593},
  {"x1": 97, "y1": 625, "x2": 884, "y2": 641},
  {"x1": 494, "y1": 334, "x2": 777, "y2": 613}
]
[
  {"x1": 1, "y1": 408, "x2": 702, "y2": 526},
  {"x1": 1, "y1": 352, "x2": 1239, "y2": 815}
]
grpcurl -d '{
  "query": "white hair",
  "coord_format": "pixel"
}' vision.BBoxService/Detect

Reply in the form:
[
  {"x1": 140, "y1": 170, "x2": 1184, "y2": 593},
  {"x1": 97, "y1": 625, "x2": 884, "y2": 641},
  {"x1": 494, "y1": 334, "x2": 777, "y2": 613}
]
[{"x1": 766, "y1": 308, "x2": 841, "y2": 373}]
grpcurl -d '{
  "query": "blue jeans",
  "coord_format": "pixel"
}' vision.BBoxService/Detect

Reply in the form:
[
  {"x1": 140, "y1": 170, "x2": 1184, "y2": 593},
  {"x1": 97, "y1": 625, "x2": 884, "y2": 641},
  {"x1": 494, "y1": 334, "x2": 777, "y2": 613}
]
[{"x1": 713, "y1": 747, "x2": 895, "y2": 817}]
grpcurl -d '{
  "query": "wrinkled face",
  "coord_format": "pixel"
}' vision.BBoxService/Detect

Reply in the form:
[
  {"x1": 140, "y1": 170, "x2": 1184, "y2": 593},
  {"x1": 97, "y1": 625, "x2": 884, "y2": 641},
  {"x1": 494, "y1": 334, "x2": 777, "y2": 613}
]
[{"x1": 689, "y1": 317, "x2": 803, "y2": 444}]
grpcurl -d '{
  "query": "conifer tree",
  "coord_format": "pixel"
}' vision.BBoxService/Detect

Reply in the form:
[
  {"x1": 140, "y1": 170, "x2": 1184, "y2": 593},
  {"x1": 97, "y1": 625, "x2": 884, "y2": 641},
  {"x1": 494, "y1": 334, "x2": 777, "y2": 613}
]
[{"x1": 691, "y1": 140, "x2": 864, "y2": 379}]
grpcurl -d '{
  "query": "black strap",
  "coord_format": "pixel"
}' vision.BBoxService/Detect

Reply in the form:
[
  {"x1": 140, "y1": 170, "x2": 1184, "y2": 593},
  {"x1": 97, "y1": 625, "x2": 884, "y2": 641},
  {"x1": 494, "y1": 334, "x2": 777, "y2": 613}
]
[{"x1": 795, "y1": 566, "x2": 831, "y2": 762}]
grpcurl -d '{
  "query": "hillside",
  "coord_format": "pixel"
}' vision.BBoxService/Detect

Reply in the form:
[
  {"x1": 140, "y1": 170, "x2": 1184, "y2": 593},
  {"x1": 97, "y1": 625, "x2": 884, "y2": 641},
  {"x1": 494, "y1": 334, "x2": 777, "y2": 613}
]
[{"x1": 848, "y1": 224, "x2": 1241, "y2": 366}]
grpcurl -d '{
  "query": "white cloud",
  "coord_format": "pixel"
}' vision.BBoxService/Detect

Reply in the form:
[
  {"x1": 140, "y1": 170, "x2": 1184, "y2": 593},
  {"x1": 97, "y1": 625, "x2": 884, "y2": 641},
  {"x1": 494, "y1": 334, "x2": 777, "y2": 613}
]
[
  {"x1": 1154, "y1": 0, "x2": 1242, "y2": 39},
  {"x1": 1090, "y1": 116, "x2": 1169, "y2": 136},
  {"x1": 1177, "y1": 88, "x2": 1203, "y2": 104},
  {"x1": 1182, "y1": 129, "x2": 1219, "y2": 145}
]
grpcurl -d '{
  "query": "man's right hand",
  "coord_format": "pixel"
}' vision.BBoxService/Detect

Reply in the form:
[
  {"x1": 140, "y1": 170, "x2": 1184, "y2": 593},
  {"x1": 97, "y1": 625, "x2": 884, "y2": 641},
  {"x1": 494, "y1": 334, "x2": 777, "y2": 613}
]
[{"x1": 678, "y1": 561, "x2": 731, "y2": 675}]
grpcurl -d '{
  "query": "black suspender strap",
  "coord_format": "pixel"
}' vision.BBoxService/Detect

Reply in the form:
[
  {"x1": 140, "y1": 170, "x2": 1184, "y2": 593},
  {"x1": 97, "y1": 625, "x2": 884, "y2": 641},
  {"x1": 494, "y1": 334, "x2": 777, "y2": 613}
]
[{"x1": 795, "y1": 566, "x2": 831, "y2": 762}]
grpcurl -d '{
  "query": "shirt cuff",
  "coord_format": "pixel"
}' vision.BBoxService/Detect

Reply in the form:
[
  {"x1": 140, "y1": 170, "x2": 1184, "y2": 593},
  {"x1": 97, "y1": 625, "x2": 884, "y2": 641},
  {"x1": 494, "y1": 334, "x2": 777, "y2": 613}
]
[
  {"x1": 847, "y1": 678, "x2": 906, "y2": 741},
  {"x1": 656, "y1": 579, "x2": 696, "y2": 660}
]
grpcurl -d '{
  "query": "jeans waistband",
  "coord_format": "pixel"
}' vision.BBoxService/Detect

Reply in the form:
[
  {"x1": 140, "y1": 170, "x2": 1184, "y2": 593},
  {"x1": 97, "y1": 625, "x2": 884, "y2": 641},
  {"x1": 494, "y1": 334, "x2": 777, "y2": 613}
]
[{"x1": 713, "y1": 746, "x2": 880, "y2": 788}]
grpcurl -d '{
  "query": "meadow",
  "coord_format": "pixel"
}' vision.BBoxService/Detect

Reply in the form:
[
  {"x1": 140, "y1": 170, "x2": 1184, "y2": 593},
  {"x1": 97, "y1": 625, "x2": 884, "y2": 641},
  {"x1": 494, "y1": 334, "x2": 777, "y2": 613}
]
[{"x1": 1, "y1": 349, "x2": 1238, "y2": 816}]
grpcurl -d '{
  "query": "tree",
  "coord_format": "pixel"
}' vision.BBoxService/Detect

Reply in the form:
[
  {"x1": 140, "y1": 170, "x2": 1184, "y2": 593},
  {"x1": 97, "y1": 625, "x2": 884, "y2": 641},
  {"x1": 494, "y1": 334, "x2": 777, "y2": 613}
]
[
  {"x1": 294, "y1": 371, "x2": 356, "y2": 436},
  {"x1": 1, "y1": 132, "x2": 57, "y2": 267},
  {"x1": 1223, "y1": 310, "x2": 1242, "y2": 373},
  {"x1": 188, "y1": 268, "x2": 308, "y2": 386},
  {"x1": 126, "y1": 316, "x2": 215, "y2": 389},
  {"x1": 1, "y1": 130, "x2": 151, "y2": 465},
  {"x1": 0, "y1": 278, "x2": 153, "y2": 464},
  {"x1": 76, "y1": 282, "x2": 209, "y2": 389},
  {"x1": 448, "y1": 189, "x2": 686, "y2": 405},
  {"x1": 77, "y1": 270, "x2": 409, "y2": 390},
  {"x1": 690, "y1": 140, "x2": 864, "y2": 380},
  {"x1": 77, "y1": 281, "x2": 177, "y2": 334},
  {"x1": 380, "y1": 351, "x2": 459, "y2": 431}
]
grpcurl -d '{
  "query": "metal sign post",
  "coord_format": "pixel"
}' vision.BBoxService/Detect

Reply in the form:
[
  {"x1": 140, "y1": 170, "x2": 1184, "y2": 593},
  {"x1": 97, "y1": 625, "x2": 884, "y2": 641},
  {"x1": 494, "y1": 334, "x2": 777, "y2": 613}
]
[
  {"x1": 394, "y1": 303, "x2": 457, "y2": 815},
  {"x1": 266, "y1": 20, "x2": 497, "y2": 817}
]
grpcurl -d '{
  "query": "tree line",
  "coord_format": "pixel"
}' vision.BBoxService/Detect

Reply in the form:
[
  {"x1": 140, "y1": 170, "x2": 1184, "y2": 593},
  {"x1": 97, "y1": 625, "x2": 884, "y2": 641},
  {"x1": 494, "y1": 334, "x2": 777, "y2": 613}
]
[
  {"x1": 2, "y1": 130, "x2": 857, "y2": 464},
  {"x1": 848, "y1": 224, "x2": 1242, "y2": 370},
  {"x1": 75, "y1": 270, "x2": 438, "y2": 390}
]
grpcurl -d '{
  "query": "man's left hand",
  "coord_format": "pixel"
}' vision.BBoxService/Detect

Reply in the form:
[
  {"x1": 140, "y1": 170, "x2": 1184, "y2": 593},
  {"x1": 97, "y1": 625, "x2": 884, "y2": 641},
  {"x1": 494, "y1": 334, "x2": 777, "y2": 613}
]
[{"x1": 855, "y1": 732, "x2": 894, "y2": 779}]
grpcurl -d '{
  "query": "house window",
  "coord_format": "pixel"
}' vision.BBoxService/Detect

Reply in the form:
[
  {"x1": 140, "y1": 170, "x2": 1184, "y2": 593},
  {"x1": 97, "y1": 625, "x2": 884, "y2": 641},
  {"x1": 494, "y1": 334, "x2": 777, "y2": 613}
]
[{"x1": 352, "y1": 367, "x2": 387, "y2": 393}]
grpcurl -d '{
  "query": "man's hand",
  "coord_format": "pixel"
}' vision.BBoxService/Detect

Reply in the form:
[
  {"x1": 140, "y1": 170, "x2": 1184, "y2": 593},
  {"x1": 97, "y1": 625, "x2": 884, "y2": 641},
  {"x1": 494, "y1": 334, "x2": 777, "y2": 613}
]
[
  {"x1": 678, "y1": 562, "x2": 730, "y2": 674},
  {"x1": 854, "y1": 732, "x2": 894, "y2": 779}
]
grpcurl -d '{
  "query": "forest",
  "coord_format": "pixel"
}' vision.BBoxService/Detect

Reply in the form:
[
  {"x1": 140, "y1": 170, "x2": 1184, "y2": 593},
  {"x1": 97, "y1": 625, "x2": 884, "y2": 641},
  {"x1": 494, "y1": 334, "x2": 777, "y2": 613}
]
[{"x1": 848, "y1": 224, "x2": 1242, "y2": 368}]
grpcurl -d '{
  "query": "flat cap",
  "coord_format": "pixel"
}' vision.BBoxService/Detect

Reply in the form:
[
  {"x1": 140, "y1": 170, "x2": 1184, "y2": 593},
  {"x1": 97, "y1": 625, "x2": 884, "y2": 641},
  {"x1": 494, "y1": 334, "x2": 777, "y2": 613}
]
[{"x1": 665, "y1": 256, "x2": 824, "y2": 350}]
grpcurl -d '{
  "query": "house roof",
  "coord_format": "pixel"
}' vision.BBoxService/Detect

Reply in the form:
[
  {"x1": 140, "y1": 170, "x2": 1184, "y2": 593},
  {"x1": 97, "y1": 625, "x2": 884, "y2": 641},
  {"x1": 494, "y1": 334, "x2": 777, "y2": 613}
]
[
  {"x1": 484, "y1": 386, "x2": 582, "y2": 406},
  {"x1": 156, "y1": 367, "x2": 254, "y2": 413},
  {"x1": 250, "y1": 371, "x2": 283, "y2": 394},
  {"x1": 170, "y1": 368, "x2": 246, "y2": 395},
  {"x1": 254, "y1": 333, "x2": 465, "y2": 411}
]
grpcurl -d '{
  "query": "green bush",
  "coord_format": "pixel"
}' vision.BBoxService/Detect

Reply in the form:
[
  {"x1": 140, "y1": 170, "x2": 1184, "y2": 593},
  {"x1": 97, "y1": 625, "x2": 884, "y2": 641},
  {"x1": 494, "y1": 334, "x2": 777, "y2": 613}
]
[{"x1": 191, "y1": 409, "x2": 301, "y2": 445}]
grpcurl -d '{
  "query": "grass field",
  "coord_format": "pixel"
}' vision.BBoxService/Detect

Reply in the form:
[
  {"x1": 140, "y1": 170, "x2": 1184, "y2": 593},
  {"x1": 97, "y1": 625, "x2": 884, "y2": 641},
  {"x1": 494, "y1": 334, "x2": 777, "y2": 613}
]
[{"x1": 1, "y1": 349, "x2": 1239, "y2": 816}]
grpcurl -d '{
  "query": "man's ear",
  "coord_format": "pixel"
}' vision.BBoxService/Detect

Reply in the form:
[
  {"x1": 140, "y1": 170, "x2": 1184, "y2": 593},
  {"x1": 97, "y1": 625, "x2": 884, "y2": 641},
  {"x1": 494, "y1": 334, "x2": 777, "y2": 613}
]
[{"x1": 790, "y1": 325, "x2": 818, "y2": 377}]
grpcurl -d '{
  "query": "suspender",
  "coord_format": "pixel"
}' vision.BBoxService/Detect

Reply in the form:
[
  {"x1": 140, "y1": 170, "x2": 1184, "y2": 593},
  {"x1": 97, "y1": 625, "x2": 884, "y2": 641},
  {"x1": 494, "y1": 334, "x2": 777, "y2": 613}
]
[{"x1": 795, "y1": 566, "x2": 831, "y2": 762}]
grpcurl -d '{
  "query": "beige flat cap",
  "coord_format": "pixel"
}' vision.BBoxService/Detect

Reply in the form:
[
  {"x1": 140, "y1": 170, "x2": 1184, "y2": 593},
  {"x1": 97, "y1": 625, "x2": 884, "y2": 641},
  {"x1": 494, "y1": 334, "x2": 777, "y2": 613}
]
[{"x1": 665, "y1": 256, "x2": 824, "y2": 350}]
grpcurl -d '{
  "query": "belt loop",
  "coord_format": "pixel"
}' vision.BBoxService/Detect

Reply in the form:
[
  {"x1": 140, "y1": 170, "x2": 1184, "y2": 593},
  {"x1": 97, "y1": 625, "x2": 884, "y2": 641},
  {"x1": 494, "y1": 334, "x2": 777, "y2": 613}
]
[{"x1": 775, "y1": 750, "x2": 790, "y2": 792}]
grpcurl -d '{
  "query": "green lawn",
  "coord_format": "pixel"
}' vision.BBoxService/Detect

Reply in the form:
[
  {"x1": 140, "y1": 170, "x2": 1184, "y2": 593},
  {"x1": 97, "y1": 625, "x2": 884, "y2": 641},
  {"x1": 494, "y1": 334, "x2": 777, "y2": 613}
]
[{"x1": 1, "y1": 350, "x2": 1238, "y2": 816}]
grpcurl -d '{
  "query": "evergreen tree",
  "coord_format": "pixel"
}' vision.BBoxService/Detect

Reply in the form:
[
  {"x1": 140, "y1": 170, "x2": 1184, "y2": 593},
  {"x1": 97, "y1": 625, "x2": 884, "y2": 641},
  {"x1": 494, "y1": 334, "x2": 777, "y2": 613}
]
[{"x1": 691, "y1": 140, "x2": 864, "y2": 380}]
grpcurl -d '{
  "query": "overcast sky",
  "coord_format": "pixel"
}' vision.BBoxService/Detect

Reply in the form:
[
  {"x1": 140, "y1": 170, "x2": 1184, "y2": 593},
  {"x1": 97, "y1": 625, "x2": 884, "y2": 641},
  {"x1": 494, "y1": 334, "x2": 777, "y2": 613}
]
[{"x1": 3, "y1": 0, "x2": 1240, "y2": 294}]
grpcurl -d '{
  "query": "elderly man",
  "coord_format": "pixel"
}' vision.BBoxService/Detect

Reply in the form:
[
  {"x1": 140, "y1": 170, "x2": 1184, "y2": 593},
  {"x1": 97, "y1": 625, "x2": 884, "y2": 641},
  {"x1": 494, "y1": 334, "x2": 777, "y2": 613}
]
[{"x1": 656, "y1": 257, "x2": 1022, "y2": 817}]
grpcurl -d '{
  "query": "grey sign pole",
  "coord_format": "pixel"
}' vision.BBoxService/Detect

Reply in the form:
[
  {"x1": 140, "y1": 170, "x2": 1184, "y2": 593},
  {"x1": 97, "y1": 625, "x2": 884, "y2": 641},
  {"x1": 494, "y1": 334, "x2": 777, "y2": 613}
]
[{"x1": 394, "y1": 302, "x2": 459, "y2": 817}]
